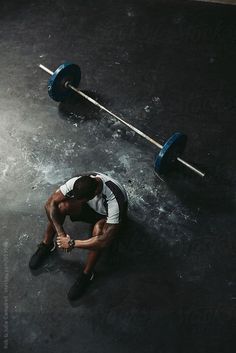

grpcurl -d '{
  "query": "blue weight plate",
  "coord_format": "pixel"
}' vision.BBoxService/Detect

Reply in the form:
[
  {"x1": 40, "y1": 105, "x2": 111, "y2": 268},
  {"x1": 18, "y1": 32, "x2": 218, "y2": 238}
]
[
  {"x1": 154, "y1": 132, "x2": 187, "y2": 174},
  {"x1": 48, "y1": 62, "x2": 81, "y2": 102}
]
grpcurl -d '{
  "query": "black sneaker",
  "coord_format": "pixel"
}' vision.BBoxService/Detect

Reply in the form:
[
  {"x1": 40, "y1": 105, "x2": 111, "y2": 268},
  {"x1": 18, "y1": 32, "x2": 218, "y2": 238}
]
[
  {"x1": 68, "y1": 272, "x2": 94, "y2": 301},
  {"x1": 29, "y1": 241, "x2": 56, "y2": 270}
]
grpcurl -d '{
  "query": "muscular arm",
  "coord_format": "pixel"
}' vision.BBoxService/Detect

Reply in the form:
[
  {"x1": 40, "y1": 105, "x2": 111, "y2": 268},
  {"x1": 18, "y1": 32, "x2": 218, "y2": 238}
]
[
  {"x1": 45, "y1": 190, "x2": 68, "y2": 237},
  {"x1": 74, "y1": 224, "x2": 120, "y2": 251}
]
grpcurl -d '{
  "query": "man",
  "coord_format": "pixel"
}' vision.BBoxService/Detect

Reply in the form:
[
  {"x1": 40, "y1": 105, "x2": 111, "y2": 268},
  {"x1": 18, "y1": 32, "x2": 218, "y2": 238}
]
[{"x1": 29, "y1": 172, "x2": 128, "y2": 301}]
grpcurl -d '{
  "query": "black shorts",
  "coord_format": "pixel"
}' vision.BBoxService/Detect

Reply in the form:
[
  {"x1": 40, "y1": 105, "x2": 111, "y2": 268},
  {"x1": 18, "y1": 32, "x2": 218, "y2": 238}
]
[
  {"x1": 70, "y1": 202, "x2": 128, "y2": 226},
  {"x1": 70, "y1": 203, "x2": 106, "y2": 225}
]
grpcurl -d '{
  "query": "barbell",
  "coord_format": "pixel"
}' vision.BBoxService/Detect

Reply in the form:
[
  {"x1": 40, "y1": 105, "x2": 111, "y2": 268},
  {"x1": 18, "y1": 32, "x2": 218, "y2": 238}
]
[{"x1": 39, "y1": 62, "x2": 205, "y2": 177}]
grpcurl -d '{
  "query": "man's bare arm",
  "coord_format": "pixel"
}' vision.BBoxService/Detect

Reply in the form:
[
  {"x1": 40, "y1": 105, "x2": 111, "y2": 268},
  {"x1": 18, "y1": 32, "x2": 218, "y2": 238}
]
[
  {"x1": 57, "y1": 224, "x2": 120, "y2": 251},
  {"x1": 45, "y1": 190, "x2": 68, "y2": 237},
  {"x1": 75, "y1": 224, "x2": 119, "y2": 250}
]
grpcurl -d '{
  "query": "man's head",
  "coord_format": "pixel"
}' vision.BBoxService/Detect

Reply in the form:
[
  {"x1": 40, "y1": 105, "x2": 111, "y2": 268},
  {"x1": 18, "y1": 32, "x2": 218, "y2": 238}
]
[{"x1": 73, "y1": 176, "x2": 99, "y2": 201}]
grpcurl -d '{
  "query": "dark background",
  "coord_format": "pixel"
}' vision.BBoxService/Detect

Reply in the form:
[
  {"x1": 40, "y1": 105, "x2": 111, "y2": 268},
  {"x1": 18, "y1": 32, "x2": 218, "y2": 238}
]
[{"x1": 0, "y1": 0, "x2": 235, "y2": 352}]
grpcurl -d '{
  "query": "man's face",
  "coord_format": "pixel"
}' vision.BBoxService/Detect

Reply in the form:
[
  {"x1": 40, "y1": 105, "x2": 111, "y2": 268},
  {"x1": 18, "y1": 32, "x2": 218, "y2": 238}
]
[
  {"x1": 76, "y1": 196, "x2": 89, "y2": 202},
  {"x1": 87, "y1": 192, "x2": 96, "y2": 201},
  {"x1": 76, "y1": 193, "x2": 95, "y2": 202}
]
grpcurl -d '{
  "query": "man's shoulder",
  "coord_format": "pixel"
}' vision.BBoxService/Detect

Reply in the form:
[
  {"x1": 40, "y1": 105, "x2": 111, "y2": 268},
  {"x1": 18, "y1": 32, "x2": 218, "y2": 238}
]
[{"x1": 103, "y1": 179, "x2": 128, "y2": 204}]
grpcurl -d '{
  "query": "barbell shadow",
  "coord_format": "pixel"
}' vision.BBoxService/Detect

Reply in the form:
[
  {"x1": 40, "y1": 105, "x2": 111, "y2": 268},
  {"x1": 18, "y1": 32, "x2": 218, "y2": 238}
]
[
  {"x1": 58, "y1": 90, "x2": 109, "y2": 123},
  {"x1": 160, "y1": 166, "x2": 234, "y2": 215},
  {"x1": 57, "y1": 89, "x2": 139, "y2": 144},
  {"x1": 154, "y1": 158, "x2": 207, "y2": 183}
]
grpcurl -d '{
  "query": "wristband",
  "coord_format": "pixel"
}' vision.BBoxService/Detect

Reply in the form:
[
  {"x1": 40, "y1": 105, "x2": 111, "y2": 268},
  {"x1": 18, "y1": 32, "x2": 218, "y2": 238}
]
[{"x1": 68, "y1": 239, "x2": 75, "y2": 250}]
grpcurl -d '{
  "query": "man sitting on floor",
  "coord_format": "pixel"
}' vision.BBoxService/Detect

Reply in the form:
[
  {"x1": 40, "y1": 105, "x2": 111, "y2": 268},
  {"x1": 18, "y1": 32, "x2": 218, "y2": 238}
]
[{"x1": 29, "y1": 172, "x2": 128, "y2": 301}]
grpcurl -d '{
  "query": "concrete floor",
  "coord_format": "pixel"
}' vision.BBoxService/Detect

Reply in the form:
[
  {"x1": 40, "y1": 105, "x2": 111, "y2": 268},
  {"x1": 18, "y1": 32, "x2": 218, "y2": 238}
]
[{"x1": 0, "y1": 0, "x2": 235, "y2": 352}]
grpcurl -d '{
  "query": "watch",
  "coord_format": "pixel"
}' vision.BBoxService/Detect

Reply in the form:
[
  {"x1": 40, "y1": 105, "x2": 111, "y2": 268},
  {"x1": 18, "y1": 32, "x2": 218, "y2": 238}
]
[{"x1": 68, "y1": 239, "x2": 75, "y2": 250}]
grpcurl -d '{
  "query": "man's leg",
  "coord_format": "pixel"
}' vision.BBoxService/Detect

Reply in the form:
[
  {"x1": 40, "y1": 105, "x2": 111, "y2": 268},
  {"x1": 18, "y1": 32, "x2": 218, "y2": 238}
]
[
  {"x1": 42, "y1": 204, "x2": 64, "y2": 245},
  {"x1": 67, "y1": 218, "x2": 107, "y2": 301},
  {"x1": 42, "y1": 222, "x2": 56, "y2": 245},
  {"x1": 83, "y1": 218, "x2": 107, "y2": 275},
  {"x1": 43, "y1": 199, "x2": 86, "y2": 244},
  {"x1": 42, "y1": 203, "x2": 67, "y2": 245},
  {"x1": 29, "y1": 199, "x2": 84, "y2": 269}
]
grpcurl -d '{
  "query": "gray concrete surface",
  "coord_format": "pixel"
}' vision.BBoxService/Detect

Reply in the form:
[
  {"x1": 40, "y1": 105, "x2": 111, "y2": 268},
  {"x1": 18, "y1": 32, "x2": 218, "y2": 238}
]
[{"x1": 0, "y1": 1, "x2": 235, "y2": 352}]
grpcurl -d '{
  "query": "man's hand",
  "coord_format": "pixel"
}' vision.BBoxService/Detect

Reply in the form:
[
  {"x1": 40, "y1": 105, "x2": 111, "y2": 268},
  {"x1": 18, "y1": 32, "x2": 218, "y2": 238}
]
[{"x1": 57, "y1": 234, "x2": 71, "y2": 251}]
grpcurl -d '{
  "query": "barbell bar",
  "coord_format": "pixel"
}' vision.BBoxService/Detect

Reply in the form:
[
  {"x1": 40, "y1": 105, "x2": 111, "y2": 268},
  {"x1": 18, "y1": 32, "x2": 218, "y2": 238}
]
[{"x1": 39, "y1": 62, "x2": 205, "y2": 178}]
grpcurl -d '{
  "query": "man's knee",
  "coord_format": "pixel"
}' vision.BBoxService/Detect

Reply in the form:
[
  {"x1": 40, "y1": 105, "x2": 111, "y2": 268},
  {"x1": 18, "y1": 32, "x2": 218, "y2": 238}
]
[
  {"x1": 45, "y1": 201, "x2": 68, "y2": 213},
  {"x1": 92, "y1": 219, "x2": 106, "y2": 237},
  {"x1": 57, "y1": 201, "x2": 70, "y2": 215}
]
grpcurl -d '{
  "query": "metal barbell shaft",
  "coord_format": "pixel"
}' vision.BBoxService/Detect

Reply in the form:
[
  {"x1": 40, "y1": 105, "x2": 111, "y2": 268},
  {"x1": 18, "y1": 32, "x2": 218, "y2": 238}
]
[
  {"x1": 176, "y1": 157, "x2": 204, "y2": 176},
  {"x1": 39, "y1": 64, "x2": 205, "y2": 177},
  {"x1": 68, "y1": 84, "x2": 163, "y2": 149},
  {"x1": 69, "y1": 85, "x2": 205, "y2": 177},
  {"x1": 39, "y1": 65, "x2": 162, "y2": 149},
  {"x1": 39, "y1": 64, "x2": 53, "y2": 75}
]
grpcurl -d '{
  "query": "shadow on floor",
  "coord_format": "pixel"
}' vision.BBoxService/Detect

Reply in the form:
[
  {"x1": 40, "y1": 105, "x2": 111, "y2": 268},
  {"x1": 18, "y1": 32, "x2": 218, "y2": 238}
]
[
  {"x1": 58, "y1": 90, "x2": 109, "y2": 123},
  {"x1": 29, "y1": 216, "x2": 180, "y2": 311}
]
